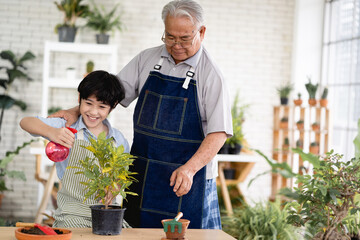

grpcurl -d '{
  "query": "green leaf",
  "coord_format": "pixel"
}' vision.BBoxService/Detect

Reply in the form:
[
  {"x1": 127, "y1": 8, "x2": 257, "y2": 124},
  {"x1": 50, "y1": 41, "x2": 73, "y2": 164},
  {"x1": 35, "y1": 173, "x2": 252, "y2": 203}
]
[
  {"x1": 19, "y1": 51, "x2": 35, "y2": 64},
  {"x1": 292, "y1": 148, "x2": 320, "y2": 168},
  {"x1": 6, "y1": 170, "x2": 26, "y2": 181},
  {"x1": 354, "y1": 119, "x2": 360, "y2": 159}
]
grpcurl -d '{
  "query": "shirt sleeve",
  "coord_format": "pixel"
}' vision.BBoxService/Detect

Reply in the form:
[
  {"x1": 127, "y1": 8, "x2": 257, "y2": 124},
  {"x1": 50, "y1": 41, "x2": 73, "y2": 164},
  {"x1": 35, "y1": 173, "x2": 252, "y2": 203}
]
[{"x1": 30, "y1": 117, "x2": 67, "y2": 140}]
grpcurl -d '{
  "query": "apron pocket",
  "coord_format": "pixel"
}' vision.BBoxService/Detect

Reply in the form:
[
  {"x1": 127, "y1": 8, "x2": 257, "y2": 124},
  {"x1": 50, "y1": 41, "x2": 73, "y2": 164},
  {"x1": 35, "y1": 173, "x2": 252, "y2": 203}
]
[
  {"x1": 141, "y1": 161, "x2": 180, "y2": 215},
  {"x1": 137, "y1": 90, "x2": 187, "y2": 135}
]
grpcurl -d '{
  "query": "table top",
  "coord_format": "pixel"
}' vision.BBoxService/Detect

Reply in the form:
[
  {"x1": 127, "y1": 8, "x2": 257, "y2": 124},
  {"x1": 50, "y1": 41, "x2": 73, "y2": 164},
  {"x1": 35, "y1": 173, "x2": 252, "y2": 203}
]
[{"x1": 1, "y1": 227, "x2": 236, "y2": 240}]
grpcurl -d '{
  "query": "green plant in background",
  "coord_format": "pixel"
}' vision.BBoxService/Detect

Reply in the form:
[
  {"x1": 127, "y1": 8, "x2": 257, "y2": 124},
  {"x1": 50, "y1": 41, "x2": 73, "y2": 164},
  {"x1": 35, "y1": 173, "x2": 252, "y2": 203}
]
[
  {"x1": 321, "y1": 87, "x2": 328, "y2": 100},
  {"x1": 277, "y1": 82, "x2": 293, "y2": 98},
  {"x1": 86, "y1": 60, "x2": 94, "y2": 73},
  {"x1": 222, "y1": 200, "x2": 302, "y2": 240},
  {"x1": 226, "y1": 92, "x2": 249, "y2": 148},
  {"x1": 48, "y1": 106, "x2": 62, "y2": 116},
  {"x1": 67, "y1": 132, "x2": 137, "y2": 209},
  {"x1": 305, "y1": 76, "x2": 318, "y2": 99},
  {"x1": 0, "y1": 50, "x2": 35, "y2": 142},
  {"x1": 0, "y1": 140, "x2": 35, "y2": 193},
  {"x1": 54, "y1": 0, "x2": 89, "y2": 31},
  {"x1": 85, "y1": 2, "x2": 123, "y2": 34}
]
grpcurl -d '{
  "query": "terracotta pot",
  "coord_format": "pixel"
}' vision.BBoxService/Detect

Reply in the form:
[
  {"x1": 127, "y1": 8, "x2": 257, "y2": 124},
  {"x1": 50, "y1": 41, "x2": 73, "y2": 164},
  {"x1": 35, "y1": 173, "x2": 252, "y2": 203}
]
[
  {"x1": 308, "y1": 99, "x2": 317, "y2": 106},
  {"x1": 293, "y1": 99, "x2": 302, "y2": 106},
  {"x1": 320, "y1": 99, "x2": 328, "y2": 108},
  {"x1": 161, "y1": 219, "x2": 190, "y2": 239},
  {"x1": 312, "y1": 125, "x2": 320, "y2": 131},
  {"x1": 296, "y1": 123, "x2": 304, "y2": 130},
  {"x1": 0, "y1": 193, "x2": 4, "y2": 208},
  {"x1": 309, "y1": 146, "x2": 319, "y2": 155},
  {"x1": 279, "y1": 122, "x2": 288, "y2": 129},
  {"x1": 15, "y1": 227, "x2": 72, "y2": 240}
]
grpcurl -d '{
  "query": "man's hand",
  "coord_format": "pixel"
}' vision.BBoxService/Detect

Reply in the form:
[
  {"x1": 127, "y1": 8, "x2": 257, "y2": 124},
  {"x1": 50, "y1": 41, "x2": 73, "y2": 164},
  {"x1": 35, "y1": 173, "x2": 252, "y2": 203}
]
[
  {"x1": 170, "y1": 165, "x2": 196, "y2": 197},
  {"x1": 48, "y1": 127, "x2": 75, "y2": 149},
  {"x1": 48, "y1": 106, "x2": 80, "y2": 127}
]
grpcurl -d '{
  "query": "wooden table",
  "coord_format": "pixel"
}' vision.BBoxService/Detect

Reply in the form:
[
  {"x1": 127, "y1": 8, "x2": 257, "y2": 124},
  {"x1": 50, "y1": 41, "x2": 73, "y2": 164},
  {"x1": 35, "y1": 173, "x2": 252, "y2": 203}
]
[
  {"x1": 0, "y1": 227, "x2": 235, "y2": 239},
  {"x1": 216, "y1": 154, "x2": 258, "y2": 215}
]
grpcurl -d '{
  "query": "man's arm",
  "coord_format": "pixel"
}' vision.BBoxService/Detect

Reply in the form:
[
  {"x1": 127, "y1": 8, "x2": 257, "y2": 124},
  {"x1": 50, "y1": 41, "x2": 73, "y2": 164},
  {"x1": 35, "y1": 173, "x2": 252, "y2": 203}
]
[
  {"x1": 48, "y1": 106, "x2": 80, "y2": 127},
  {"x1": 169, "y1": 131, "x2": 227, "y2": 197},
  {"x1": 20, "y1": 117, "x2": 75, "y2": 149}
]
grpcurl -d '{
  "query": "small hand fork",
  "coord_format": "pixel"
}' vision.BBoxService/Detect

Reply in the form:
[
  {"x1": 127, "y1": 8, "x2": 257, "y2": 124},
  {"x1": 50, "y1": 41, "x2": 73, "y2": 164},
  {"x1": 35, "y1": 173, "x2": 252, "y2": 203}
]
[{"x1": 163, "y1": 212, "x2": 183, "y2": 233}]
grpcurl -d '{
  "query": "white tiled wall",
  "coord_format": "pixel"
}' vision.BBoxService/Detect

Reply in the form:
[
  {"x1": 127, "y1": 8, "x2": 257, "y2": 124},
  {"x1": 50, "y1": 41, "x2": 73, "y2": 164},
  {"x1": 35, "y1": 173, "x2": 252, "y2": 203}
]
[{"x1": 0, "y1": 0, "x2": 296, "y2": 220}]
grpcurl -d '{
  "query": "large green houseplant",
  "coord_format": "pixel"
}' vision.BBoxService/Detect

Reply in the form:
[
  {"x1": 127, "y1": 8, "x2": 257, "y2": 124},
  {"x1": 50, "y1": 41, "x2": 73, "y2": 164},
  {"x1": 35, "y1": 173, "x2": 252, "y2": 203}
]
[
  {"x1": 85, "y1": 3, "x2": 123, "y2": 44},
  {"x1": 68, "y1": 132, "x2": 137, "y2": 235},
  {"x1": 54, "y1": 0, "x2": 89, "y2": 42},
  {"x1": 0, "y1": 50, "x2": 35, "y2": 142}
]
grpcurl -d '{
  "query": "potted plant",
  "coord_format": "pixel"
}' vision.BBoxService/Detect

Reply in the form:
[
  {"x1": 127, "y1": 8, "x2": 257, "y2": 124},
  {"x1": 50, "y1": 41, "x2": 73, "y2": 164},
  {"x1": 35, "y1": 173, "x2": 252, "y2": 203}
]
[
  {"x1": 282, "y1": 137, "x2": 290, "y2": 152},
  {"x1": 221, "y1": 200, "x2": 302, "y2": 239},
  {"x1": 54, "y1": 0, "x2": 89, "y2": 42},
  {"x1": 305, "y1": 76, "x2": 318, "y2": 106},
  {"x1": 279, "y1": 117, "x2": 288, "y2": 129},
  {"x1": 296, "y1": 119, "x2": 304, "y2": 130},
  {"x1": 85, "y1": 3, "x2": 123, "y2": 44},
  {"x1": 68, "y1": 132, "x2": 137, "y2": 235},
  {"x1": 0, "y1": 140, "x2": 34, "y2": 208},
  {"x1": 296, "y1": 139, "x2": 303, "y2": 149},
  {"x1": 276, "y1": 82, "x2": 293, "y2": 105},
  {"x1": 0, "y1": 50, "x2": 35, "y2": 142},
  {"x1": 309, "y1": 141, "x2": 319, "y2": 154},
  {"x1": 84, "y1": 60, "x2": 94, "y2": 77},
  {"x1": 293, "y1": 92, "x2": 302, "y2": 106},
  {"x1": 226, "y1": 92, "x2": 249, "y2": 154},
  {"x1": 319, "y1": 87, "x2": 328, "y2": 108},
  {"x1": 311, "y1": 122, "x2": 320, "y2": 131}
]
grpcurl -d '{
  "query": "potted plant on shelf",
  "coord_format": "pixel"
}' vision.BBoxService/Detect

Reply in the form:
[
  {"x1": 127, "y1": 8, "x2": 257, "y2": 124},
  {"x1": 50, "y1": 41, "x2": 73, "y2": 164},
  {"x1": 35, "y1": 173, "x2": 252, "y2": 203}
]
[
  {"x1": 311, "y1": 122, "x2": 320, "y2": 131},
  {"x1": 276, "y1": 82, "x2": 293, "y2": 105},
  {"x1": 293, "y1": 92, "x2": 302, "y2": 106},
  {"x1": 296, "y1": 139, "x2": 303, "y2": 149},
  {"x1": 305, "y1": 76, "x2": 318, "y2": 106},
  {"x1": 68, "y1": 132, "x2": 137, "y2": 235},
  {"x1": 85, "y1": 3, "x2": 123, "y2": 44},
  {"x1": 296, "y1": 119, "x2": 304, "y2": 130},
  {"x1": 54, "y1": 0, "x2": 89, "y2": 42},
  {"x1": 282, "y1": 137, "x2": 290, "y2": 152},
  {"x1": 84, "y1": 60, "x2": 94, "y2": 77},
  {"x1": 319, "y1": 87, "x2": 328, "y2": 108},
  {"x1": 279, "y1": 117, "x2": 288, "y2": 129},
  {"x1": 0, "y1": 50, "x2": 35, "y2": 142},
  {"x1": 309, "y1": 141, "x2": 319, "y2": 154}
]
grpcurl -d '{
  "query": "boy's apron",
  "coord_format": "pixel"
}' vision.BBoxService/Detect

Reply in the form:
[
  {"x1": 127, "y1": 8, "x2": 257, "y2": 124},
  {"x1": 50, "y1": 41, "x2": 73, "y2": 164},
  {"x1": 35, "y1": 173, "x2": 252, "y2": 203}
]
[
  {"x1": 53, "y1": 130, "x2": 97, "y2": 228},
  {"x1": 125, "y1": 57, "x2": 206, "y2": 229}
]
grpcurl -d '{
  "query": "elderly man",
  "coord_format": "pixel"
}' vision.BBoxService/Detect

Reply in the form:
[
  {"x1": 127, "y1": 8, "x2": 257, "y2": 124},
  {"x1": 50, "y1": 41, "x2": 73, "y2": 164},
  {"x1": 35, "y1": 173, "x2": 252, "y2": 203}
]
[{"x1": 52, "y1": 0, "x2": 232, "y2": 229}]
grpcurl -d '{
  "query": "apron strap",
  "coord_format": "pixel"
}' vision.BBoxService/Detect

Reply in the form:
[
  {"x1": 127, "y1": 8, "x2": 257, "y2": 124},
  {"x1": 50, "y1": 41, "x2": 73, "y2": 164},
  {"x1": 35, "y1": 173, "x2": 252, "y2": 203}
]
[
  {"x1": 154, "y1": 57, "x2": 164, "y2": 71},
  {"x1": 182, "y1": 67, "x2": 195, "y2": 89}
]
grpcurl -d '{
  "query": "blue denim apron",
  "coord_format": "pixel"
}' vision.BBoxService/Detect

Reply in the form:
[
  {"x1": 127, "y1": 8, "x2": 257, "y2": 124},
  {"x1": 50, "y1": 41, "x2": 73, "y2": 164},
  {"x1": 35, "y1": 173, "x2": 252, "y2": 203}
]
[{"x1": 125, "y1": 57, "x2": 205, "y2": 229}]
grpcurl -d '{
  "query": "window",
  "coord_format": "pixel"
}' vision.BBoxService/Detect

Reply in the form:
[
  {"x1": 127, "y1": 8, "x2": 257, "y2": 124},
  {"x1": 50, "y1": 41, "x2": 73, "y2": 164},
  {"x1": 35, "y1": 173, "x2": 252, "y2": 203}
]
[{"x1": 322, "y1": 0, "x2": 360, "y2": 160}]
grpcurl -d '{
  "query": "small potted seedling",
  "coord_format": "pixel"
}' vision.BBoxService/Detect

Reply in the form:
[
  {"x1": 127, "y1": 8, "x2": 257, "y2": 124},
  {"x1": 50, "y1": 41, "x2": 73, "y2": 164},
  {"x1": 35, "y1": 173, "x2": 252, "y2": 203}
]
[
  {"x1": 84, "y1": 60, "x2": 94, "y2": 77},
  {"x1": 320, "y1": 87, "x2": 328, "y2": 108},
  {"x1": 293, "y1": 92, "x2": 302, "y2": 106},
  {"x1": 68, "y1": 132, "x2": 137, "y2": 235},
  {"x1": 276, "y1": 82, "x2": 293, "y2": 105},
  {"x1": 309, "y1": 141, "x2": 319, "y2": 154},
  {"x1": 279, "y1": 117, "x2": 288, "y2": 129},
  {"x1": 311, "y1": 122, "x2": 320, "y2": 131},
  {"x1": 305, "y1": 76, "x2": 318, "y2": 106},
  {"x1": 296, "y1": 119, "x2": 304, "y2": 130},
  {"x1": 282, "y1": 137, "x2": 290, "y2": 152},
  {"x1": 296, "y1": 139, "x2": 303, "y2": 149}
]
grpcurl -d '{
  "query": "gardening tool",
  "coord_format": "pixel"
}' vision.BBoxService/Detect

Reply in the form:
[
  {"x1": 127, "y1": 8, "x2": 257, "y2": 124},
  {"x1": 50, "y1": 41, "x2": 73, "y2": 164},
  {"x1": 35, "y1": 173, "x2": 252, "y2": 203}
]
[
  {"x1": 16, "y1": 222, "x2": 57, "y2": 235},
  {"x1": 163, "y1": 212, "x2": 183, "y2": 233},
  {"x1": 45, "y1": 127, "x2": 77, "y2": 162}
]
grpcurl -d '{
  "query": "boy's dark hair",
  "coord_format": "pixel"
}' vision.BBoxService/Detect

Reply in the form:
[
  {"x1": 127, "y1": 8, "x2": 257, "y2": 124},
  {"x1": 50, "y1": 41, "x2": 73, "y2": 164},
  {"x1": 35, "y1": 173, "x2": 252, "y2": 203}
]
[{"x1": 78, "y1": 70, "x2": 125, "y2": 109}]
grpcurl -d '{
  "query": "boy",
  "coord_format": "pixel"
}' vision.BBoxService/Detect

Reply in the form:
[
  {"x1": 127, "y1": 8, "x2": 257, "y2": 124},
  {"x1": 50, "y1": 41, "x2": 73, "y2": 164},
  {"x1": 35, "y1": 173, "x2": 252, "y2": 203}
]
[{"x1": 20, "y1": 70, "x2": 130, "y2": 228}]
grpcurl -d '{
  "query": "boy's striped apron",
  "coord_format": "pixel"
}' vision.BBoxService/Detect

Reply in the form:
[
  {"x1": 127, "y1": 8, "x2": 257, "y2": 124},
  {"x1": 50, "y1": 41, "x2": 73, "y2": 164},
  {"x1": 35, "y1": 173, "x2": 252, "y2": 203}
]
[{"x1": 53, "y1": 130, "x2": 130, "y2": 228}]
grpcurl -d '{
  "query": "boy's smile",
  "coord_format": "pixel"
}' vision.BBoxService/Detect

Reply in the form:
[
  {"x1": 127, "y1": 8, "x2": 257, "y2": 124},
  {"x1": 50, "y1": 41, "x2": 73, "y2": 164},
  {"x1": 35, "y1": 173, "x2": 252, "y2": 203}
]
[{"x1": 79, "y1": 95, "x2": 111, "y2": 136}]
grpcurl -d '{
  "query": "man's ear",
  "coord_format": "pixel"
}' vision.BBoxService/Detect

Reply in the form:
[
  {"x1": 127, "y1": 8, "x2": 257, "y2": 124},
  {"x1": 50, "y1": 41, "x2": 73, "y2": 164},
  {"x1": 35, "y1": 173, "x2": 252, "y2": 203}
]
[{"x1": 199, "y1": 26, "x2": 206, "y2": 41}]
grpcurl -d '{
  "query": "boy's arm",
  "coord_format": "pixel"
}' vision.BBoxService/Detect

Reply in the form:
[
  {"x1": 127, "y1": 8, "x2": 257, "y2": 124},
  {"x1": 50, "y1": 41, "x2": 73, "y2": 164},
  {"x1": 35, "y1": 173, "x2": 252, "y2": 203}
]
[
  {"x1": 20, "y1": 117, "x2": 75, "y2": 149},
  {"x1": 48, "y1": 106, "x2": 80, "y2": 127}
]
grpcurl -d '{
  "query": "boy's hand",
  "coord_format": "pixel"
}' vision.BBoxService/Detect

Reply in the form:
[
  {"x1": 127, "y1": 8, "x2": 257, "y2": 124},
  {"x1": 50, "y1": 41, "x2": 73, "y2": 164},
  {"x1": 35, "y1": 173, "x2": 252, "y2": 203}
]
[
  {"x1": 48, "y1": 127, "x2": 76, "y2": 149},
  {"x1": 48, "y1": 106, "x2": 80, "y2": 127}
]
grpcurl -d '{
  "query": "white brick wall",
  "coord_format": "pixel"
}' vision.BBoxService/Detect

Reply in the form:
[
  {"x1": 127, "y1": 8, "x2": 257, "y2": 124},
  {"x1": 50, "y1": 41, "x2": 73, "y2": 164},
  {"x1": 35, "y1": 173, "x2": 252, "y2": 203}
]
[{"x1": 0, "y1": 0, "x2": 296, "y2": 220}]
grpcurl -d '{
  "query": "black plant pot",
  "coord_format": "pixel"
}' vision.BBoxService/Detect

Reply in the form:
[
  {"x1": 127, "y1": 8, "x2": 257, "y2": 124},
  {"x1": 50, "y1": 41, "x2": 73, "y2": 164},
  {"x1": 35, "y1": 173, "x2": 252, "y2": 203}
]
[
  {"x1": 280, "y1": 97, "x2": 288, "y2": 105},
  {"x1": 228, "y1": 144, "x2": 242, "y2": 154},
  {"x1": 96, "y1": 34, "x2": 110, "y2": 44},
  {"x1": 90, "y1": 205, "x2": 125, "y2": 235},
  {"x1": 58, "y1": 26, "x2": 77, "y2": 42},
  {"x1": 218, "y1": 143, "x2": 230, "y2": 154},
  {"x1": 223, "y1": 168, "x2": 236, "y2": 179}
]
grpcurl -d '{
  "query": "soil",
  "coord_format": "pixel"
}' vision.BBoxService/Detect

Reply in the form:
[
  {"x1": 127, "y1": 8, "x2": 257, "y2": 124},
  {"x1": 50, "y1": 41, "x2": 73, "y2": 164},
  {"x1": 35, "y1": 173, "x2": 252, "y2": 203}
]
[{"x1": 21, "y1": 227, "x2": 64, "y2": 235}]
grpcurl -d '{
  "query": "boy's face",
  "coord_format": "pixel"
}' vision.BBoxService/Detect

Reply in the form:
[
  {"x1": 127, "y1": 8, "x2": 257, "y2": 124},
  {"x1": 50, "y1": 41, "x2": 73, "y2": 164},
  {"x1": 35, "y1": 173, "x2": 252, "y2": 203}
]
[{"x1": 79, "y1": 95, "x2": 111, "y2": 131}]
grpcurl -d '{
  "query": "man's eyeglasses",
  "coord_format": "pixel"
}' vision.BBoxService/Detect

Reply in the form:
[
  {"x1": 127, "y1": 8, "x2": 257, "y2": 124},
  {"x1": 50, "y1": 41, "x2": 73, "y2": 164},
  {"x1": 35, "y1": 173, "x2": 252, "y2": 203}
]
[{"x1": 161, "y1": 30, "x2": 199, "y2": 48}]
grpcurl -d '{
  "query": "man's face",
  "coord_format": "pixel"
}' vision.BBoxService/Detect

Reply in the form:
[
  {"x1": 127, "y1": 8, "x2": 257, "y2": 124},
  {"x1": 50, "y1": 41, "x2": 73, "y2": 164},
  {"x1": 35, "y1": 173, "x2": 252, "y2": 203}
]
[{"x1": 164, "y1": 15, "x2": 205, "y2": 64}]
